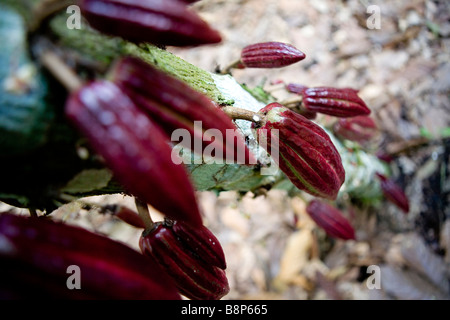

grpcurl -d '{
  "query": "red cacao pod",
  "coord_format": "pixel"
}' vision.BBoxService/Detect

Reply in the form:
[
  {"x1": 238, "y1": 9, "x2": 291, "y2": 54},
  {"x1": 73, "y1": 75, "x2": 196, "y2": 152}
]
[
  {"x1": 111, "y1": 56, "x2": 255, "y2": 164},
  {"x1": 302, "y1": 87, "x2": 370, "y2": 118},
  {"x1": 306, "y1": 200, "x2": 356, "y2": 240},
  {"x1": 375, "y1": 151, "x2": 395, "y2": 164},
  {"x1": 140, "y1": 221, "x2": 229, "y2": 300},
  {"x1": 171, "y1": 220, "x2": 226, "y2": 270},
  {"x1": 375, "y1": 173, "x2": 410, "y2": 214},
  {"x1": 241, "y1": 42, "x2": 306, "y2": 68},
  {"x1": 80, "y1": 0, "x2": 221, "y2": 46},
  {"x1": 285, "y1": 83, "x2": 308, "y2": 95},
  {"x1": 285, "y1": 83, "x2": 317, "y2": 119},
  {"x1": 0, "y1": 213, "x2": 181, "y2": 299},
  {"x1": 65, "y1": 80, "x2": 202, "y2": 227},
  {"x1": 253, "y1": 103, "x2": 345, "y2": 200},
  {"x1": 297, "y1": 109, "x2": 318, "y2": 120},
  {"x1": 333, "y1": 115, "x2": 377, "y2": 143}
]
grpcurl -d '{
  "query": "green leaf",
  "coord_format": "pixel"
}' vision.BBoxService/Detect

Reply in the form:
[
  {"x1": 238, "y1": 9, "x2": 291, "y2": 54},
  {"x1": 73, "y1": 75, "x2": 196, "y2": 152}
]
[
  {"x1": 61, "y1": 169, "x2": 114, "y2": 194},
  {"x1": 240, "y1": 83, "x2": 273, "y2": 104},
  {"x1": 0, "y1": 193, "x2": 30, "y2": 208},
  {"x1": 187, "y1": 163, "x2": 276, "y2": 192}
]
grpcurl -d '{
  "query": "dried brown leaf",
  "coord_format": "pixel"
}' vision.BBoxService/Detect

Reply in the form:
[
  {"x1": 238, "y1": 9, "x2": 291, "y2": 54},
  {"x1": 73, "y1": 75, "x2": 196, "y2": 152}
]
[{"x1": 276, "y1": 229, "x2": 313, "y2": 284}]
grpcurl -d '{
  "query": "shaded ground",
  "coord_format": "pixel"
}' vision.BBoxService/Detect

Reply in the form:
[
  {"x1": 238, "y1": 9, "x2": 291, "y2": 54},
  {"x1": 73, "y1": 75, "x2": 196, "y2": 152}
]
[{"x1": 1, "y1": 0, "x2": 449, "y2": 299}]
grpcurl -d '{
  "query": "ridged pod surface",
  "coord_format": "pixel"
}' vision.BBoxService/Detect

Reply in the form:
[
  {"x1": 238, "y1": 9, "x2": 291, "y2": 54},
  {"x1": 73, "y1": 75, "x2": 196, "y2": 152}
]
[
  {"x1": 333, "y1": 116, "x2": 377, "y2": 143},
  {"x1": 80, "y1": 0, "x2": 222, "y2": 46},
  {"x1": 172, "y1": 220, "x2": 226, "y2": 270},
  {"x1": 140, "y1": 221, "x2": 229, "y2": 300},
  {"x1": 241, "y1": 42, "x2": 306, "y2": 68},
  {"x1": 302, "y1": 87, "x2": 370, "y2": 118},
  {"x1": 376, "y1": 173, "x2": 410, "y2": 214},
  {"x1": 253, "y1": 103, "x2": 345, "y2": 200},
  {"x1": 306, "y1": 200, "x2": 356, "y2": 240}
]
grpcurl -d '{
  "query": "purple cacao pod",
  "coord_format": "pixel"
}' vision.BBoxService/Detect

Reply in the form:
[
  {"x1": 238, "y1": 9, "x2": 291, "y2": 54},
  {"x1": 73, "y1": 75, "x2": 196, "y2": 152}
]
[
  {"x1": 80, "y1": 0, "x2": 221, "y2": 46},
  {"x1": 306, "y1": 200, "x2": 356, "y2": 240},
  {"x1": 241, "y1": 42, "x2": 306, "y2": 68},
  {"x1": 376, "y1": 173, "x2": 410, "y2": 214},
  {"x1": 252, "y1": 103, "x2": 345, "y2": 200},
  {"x1": 171, "y1": 220, "x2": 226, "y2": 270},
  {"x1": 302, "y1": 87, "x2": 370, "y2": 118},
  {"x1": 65, "y1": 80, "x2": 202, "y2": 227},
  {"x1": 333, "y1": 115, "x2": 377, "y2": 143},
  {"x1": 140, "y1": 221, "x2": 229, "y2": 300},
  {"x1": 0, "y1": 213, "x2": 181, "y2": 299}
]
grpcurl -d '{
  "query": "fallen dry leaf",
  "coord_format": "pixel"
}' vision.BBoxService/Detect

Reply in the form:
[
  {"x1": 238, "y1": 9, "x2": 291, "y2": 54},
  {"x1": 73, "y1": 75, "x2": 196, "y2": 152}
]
[{"x1": 275, "y1": 228, "x2": 313, "y2": 286}]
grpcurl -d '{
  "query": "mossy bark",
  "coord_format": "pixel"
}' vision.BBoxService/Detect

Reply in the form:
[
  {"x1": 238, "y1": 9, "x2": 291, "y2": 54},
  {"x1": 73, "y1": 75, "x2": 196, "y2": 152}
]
[{"x1": 48, "y1": 14, "x2": 233, "y2": 105}]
